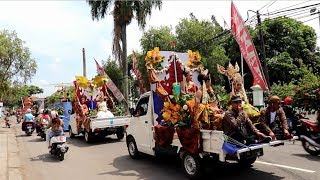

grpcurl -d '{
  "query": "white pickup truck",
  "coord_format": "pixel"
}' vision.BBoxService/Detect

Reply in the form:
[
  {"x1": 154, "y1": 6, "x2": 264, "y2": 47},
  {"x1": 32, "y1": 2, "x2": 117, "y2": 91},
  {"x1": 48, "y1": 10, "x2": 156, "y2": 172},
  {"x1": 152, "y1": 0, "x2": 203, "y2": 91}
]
[
  {"x1": 126, "y1": 92, "x2": 283, "y2": 179},
  {"x1": 69, "y1": 113, "x2": 130, "y2": 143}
]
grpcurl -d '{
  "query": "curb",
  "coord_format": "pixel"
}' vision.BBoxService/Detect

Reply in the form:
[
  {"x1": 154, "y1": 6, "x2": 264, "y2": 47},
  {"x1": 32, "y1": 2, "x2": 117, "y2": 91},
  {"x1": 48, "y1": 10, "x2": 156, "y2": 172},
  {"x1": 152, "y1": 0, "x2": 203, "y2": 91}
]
[{"x1": 0, "y1": 118, "x2": 23, "y2": 180}]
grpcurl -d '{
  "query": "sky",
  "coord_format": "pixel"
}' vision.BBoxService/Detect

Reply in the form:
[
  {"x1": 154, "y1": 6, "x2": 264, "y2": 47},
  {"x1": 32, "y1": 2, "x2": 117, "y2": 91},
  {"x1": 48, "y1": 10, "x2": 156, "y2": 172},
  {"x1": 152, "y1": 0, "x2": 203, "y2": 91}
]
[{"x1": 0, "y1": 0, "x2": 319, "y2": 97}]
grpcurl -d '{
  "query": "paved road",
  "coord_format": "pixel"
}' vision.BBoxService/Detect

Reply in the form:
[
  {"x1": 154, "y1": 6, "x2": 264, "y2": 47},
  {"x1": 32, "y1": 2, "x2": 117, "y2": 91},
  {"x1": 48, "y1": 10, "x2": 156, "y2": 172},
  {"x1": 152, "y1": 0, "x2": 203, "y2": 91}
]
[{"x1": 11, "y1": 122, "x2": 319, "y2": 180}]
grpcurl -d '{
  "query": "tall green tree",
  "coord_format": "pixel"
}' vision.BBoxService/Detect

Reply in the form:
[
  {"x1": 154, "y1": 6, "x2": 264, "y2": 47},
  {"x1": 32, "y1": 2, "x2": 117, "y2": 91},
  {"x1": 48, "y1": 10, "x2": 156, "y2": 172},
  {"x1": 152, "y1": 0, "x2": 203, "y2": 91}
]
[
  {"x1": 2, "y1": 85, "x2": 43, "y2": 108},
  {"x1": 87, "y1": 0, "x2": 162, "y2": 102},
  {"x1": 0, "y1": 30, "x2": 37, "y2": 98}
]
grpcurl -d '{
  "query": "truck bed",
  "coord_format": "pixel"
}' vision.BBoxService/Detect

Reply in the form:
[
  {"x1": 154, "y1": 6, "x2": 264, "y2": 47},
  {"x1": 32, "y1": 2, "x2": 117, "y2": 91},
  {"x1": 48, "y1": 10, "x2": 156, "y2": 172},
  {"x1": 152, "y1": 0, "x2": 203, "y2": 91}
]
[{"x1": 90, "y1": 116, "x2": 130, "y2": 131}]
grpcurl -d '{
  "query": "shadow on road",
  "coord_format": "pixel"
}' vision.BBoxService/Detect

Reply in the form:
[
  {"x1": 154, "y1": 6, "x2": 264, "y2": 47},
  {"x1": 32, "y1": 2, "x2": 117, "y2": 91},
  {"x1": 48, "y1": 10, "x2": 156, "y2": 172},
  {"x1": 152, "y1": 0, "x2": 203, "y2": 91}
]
[
  {"x1": 98, "y1": 155, "x2": 285, "y2": 180},
  {"x1": 28, "y1": 138, "x2": 45, "y2": 143},
  {"x1": 292, "y1": 153, "x2": 320, "y2": 161},
  {"x1": 29, "y1": 153, "x2": 63, "y2": 163},
  {"x1": 66, "y1": 136, "x2": 123, "y2": 148}
]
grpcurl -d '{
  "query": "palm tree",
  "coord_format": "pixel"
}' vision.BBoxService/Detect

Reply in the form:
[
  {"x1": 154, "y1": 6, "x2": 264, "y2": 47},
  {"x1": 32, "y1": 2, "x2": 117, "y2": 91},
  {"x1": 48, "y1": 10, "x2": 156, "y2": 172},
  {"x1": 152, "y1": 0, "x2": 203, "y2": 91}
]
[{"x1": 87, "y1": 0, "x2": 162, "y2": 102}]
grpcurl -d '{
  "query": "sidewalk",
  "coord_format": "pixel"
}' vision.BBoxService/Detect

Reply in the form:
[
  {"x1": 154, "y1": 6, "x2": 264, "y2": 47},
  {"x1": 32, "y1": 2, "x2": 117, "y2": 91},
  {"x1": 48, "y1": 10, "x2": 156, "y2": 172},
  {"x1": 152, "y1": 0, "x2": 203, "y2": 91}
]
[{"x1": 0, "y1": 118, "x2": 23, "y2": 180}]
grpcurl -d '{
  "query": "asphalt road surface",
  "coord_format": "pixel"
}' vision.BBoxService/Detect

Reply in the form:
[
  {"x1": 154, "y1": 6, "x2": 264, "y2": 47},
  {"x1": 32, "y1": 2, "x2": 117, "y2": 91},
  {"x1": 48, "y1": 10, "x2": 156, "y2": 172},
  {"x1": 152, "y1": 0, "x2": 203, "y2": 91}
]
[{"x1": 12, "y1": 122, "x2": 319, "y2": 180}]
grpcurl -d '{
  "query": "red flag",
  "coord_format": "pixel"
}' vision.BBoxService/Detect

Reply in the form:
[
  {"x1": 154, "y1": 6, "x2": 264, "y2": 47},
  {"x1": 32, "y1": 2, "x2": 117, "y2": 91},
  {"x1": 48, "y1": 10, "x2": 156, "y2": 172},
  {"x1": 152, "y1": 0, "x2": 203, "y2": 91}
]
[
  {"x1": 231, "y1": 2, "x2": 268, "y2": 91},
  {"x1": 94, "y1": 59, "x2": 125, "y2": 102},
  {"x1": 132, "y1": 51, "x2": 146, "y2": 94}
]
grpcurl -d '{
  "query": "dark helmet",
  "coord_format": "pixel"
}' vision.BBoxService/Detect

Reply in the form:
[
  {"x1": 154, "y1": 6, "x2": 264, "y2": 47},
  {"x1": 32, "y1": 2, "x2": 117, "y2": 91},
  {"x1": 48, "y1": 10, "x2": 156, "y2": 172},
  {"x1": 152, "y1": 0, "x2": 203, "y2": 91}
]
[{"x1": 43, "y1": 109, "x2": 49, "y2": 114}]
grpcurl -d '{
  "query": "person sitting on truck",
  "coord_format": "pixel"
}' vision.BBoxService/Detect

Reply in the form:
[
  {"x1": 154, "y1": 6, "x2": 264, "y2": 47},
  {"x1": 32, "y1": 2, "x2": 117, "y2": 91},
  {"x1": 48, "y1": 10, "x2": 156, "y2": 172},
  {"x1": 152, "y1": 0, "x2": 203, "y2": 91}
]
[
  {"x1": 181, "y1": 67, "x2": 197, "y2": 95},
  {"x1": 223, "y1": 95, "x2": 270, "y2": 145},
  {"x1": 46, "y1": 111, "x2": 64, "y2": 148},
  {"x1": 257, "y1": 96, "x2": 291, "y2": 140},
  {"x1": 97, "y1": 101, "x2": 114, "y2": 119}
]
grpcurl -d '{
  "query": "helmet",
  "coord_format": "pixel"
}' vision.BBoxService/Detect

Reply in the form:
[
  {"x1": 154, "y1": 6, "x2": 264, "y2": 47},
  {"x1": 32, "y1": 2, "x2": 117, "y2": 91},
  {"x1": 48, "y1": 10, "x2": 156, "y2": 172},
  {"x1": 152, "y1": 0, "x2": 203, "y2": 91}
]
[
  {"x1": 43, "y1": 109, "x2": 49, "y2": 114},
  {"x1": 284, "y1": 96, "x2": 293, "y2": 105},
  {"x1": 39, "y1": 109, "x2": 44, "y2": 114},
  {"x1": 50, "y1": 111, "x2": 58, "y2": 119},
  {"x1": 26, "y1": 108, "x2": 32, "y2": 113}
]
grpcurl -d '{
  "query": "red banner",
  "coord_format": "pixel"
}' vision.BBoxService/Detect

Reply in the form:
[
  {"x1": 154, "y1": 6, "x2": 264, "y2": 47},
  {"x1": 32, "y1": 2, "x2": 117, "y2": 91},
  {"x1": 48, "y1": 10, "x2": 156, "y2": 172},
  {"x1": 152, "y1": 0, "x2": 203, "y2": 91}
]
[
  {"x1": 94, "y1": 59, "x2": 125, "y2": 102},
  {"x1": 231, "y1": 2, "x2": 268, "y2": 91},
  {"x1": 132, "y1": 51, "x2": 146, "y2": 94}
]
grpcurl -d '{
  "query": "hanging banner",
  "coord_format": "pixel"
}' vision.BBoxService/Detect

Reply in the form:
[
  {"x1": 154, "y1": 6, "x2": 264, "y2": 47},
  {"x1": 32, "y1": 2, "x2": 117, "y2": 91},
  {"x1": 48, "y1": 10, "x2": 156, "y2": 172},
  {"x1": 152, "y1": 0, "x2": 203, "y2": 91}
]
[
  {"x1": 94, "y1": 59, "x2": 125, "y2": 102},
  {"x1": 231, "y1": 1, "x2": 268, "y2": 91}
]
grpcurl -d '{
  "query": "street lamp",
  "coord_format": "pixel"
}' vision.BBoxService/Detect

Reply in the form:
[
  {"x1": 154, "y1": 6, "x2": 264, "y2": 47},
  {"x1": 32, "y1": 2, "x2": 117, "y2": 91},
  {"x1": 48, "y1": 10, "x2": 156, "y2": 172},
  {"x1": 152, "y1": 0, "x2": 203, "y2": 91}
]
[{"x1": 310, "y1": 8, "x2": 320, "y2": 32}]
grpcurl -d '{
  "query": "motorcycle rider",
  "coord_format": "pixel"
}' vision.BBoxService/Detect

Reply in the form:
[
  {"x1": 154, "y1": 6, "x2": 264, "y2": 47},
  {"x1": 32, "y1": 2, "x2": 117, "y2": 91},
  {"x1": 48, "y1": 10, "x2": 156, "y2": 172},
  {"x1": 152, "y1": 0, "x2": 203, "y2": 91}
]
[
  {"x1": 46, "y1": 111, "x2": 64, "y2": 148},
  {"x1": 22, "y1": 108, "x2": 35, "y2": 131},
  {"x1": 36, "y1": 109, "x2": 50, "y2": 136},
  {"x1": 257, "y1": 96, "x2": 290, "y2": 140},
  {"x1": 282, "y1": 96, "x2": 295, "y2": 130}
]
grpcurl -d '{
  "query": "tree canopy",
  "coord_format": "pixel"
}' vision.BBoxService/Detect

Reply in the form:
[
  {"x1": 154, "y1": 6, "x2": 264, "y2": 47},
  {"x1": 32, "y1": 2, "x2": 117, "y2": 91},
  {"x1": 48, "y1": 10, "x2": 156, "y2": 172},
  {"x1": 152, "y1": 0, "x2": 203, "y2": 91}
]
[{"x1": 0, "y1": 30, "x2": 37, "y2": 98}]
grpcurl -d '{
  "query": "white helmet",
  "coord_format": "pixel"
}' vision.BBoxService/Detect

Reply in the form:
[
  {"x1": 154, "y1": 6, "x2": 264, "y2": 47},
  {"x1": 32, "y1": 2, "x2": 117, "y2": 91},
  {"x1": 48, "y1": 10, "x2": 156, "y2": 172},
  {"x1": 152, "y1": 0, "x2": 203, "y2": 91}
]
[{"x1": 39, "y1": 109, "x2": 44, "y2": 114}]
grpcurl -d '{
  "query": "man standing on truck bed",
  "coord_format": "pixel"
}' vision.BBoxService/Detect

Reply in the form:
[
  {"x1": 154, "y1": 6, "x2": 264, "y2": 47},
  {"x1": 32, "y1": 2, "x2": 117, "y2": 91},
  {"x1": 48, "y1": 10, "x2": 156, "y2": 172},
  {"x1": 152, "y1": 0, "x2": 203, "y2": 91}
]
[{"x1": 223, "y1": 95, "x2": 270, "y2": 145}]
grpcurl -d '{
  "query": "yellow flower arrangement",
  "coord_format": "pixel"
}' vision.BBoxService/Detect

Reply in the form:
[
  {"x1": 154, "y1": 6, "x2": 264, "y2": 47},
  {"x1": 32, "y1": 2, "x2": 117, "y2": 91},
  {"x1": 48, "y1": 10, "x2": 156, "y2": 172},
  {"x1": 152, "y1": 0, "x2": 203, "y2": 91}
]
[
  {"x1": 186, "y1": 50, "x2": 202, "y2": 69},
  {"x1": 162, "y1": 101, "x2": 181, "y2": 124},
  {"x1": 145, "y1": 47, "x2": 164, "y2": 70}
]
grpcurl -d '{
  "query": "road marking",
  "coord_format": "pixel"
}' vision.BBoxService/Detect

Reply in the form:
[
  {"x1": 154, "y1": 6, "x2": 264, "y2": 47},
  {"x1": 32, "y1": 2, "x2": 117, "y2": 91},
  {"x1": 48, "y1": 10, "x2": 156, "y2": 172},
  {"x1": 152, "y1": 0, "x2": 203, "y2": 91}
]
[{"x1": 256, "y1": 161, "x2": 315, "y2": 173}]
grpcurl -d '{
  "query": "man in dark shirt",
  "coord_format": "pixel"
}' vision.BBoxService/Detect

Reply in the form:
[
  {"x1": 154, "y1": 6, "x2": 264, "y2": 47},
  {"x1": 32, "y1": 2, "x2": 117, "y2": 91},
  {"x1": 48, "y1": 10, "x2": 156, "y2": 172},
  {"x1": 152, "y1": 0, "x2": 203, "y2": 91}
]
[{"x1": 223, "y1": 95, "x2": 269, "y2": 145}]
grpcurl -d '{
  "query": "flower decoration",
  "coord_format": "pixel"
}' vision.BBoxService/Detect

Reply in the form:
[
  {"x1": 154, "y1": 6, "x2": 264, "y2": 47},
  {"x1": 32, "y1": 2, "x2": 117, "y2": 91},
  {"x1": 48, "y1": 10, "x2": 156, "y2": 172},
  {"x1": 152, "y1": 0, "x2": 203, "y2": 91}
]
[
  {"x1": 145, "y1": 47, "x2": 164, "y2": 70},
  {"x1": 162, "y1": 101, "x2": 181, "y2": 125},
  {"x1": 186, "y1": 50, "x2": 202, "y2": 69}
]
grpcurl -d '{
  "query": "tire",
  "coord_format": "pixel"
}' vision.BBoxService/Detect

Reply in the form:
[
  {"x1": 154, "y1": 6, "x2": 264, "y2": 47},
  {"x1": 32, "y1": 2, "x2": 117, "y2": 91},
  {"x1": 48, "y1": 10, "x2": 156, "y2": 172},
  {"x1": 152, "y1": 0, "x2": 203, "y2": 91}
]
[
  {"x1": 116, "y1": 132, "x2": 125, "y2": 140},
  {"x1": 59, "y1": 153, "x2": 65, "y2": 161},
  {"x1": 302, "y1": 139, "x2": 320, "y2": 156},
  {"x1": 238, "y1": 157, "x2": 257, "y2": 167},
  {"x1": 127, "y1": 137, "x2": 139, "y2": 159},
  {"x1": 182, "y1": 153, "x2": 203, "y2": 180},
  {"x1": 69, "y1": 126, "x2": 75, "y2": 138},
  {"x1": 84, "y1": 130, "x2": 94, "y2": 143}
]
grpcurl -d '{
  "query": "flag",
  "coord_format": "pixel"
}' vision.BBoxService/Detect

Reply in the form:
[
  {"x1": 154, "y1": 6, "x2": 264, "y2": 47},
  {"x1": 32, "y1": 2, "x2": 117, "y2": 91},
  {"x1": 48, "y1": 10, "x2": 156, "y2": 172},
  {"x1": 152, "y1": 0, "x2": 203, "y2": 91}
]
[
  {"x1": 132, "y1": 51, "x2": 146, "y2": 94},
  {"x1": 231, "y1": 2, "x2": 268, "y2": 91},
  {"x1": 94, "y1": 59, "x2": 125, "y2": 102}
]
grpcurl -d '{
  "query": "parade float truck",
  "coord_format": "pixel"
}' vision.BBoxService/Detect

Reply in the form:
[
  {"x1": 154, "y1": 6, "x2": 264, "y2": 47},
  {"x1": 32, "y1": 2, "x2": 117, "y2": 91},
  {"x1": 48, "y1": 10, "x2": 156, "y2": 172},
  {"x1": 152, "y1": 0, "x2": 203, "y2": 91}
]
[
  {"x1": 125, "y1": 49, "x2": 283, "y2": 179},
  {"x1": 68, "y1": 75, "x2": 130, "y2": 143}
]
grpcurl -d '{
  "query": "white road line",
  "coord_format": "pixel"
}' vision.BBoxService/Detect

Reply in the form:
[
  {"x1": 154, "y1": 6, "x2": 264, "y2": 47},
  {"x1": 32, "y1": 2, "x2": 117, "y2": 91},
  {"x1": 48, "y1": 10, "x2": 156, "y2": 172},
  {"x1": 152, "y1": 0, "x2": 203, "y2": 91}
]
[{"x1": 256, "y1": 161, "x2": 316, "y2": 173}]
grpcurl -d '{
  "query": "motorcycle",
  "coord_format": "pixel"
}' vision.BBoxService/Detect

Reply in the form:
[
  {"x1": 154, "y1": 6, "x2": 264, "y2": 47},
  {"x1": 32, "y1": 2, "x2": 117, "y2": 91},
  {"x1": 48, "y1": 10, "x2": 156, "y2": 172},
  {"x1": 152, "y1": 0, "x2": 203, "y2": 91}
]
[
  {"x1": 49, "y1": 135, "x2": 69, "y2": 161},
  {"x1": 39, "y1": 119, "x2": 49, "y2": 140},
  {"x1": 4, "y1": 117, "x2": 11, "y2": 128},
  {"x1": 24, "y1": 121, "x2": 35, "y2": 136},
  {"x1": 296, "y1": 113, "x2": 320, "y2": 156}
]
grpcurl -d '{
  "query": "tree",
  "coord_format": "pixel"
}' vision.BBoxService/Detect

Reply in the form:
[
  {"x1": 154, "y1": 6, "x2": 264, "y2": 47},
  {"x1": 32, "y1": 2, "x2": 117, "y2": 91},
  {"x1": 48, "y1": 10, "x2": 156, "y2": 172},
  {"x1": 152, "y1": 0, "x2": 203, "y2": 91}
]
[
  {"x1": 102, "y1": 57, "x2": 124, "y2": 93},
  {"x1": 140, "y1": 26, "x2": 176, "y2": 53},
  {"x1": 0, "y1": 30, "x2": 37, "y2": 97},
  {"x1": 2, "y1": 85, "x2": 43, "y2": 108},
  {"x1": 87, "y1": 0, "x2": 162, "y2": 102}
]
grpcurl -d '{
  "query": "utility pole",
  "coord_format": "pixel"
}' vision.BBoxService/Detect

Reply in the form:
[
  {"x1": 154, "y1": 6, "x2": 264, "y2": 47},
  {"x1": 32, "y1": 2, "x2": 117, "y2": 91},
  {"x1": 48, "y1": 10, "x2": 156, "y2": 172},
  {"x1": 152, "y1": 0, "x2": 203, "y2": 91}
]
[
  {"x1": 82, "y1": 48, "x2": 87, "y2": 77},
  {"x1": 257, "y1": 11, "x2": 270, "y2": 90}
]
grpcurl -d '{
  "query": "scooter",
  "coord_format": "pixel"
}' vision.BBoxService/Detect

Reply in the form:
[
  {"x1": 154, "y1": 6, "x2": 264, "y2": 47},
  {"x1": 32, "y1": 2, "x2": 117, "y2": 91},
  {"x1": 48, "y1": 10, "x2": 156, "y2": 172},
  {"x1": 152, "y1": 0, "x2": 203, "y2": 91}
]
[
  {"x1": 39, "y1": 119, "x2": 49, "y2": 140},
  {"x1": 24, "y1": 121, "x2": 35, "y2": 136},
  {"x1": 49, "y1": 135, "x2": 69, "y2": 161},
  {"x1": 4, "y1": 117, "x2": 11, "y2": 128},
  {"x1": 296, "y1": 113, "x2": 320, "y2": 156}
]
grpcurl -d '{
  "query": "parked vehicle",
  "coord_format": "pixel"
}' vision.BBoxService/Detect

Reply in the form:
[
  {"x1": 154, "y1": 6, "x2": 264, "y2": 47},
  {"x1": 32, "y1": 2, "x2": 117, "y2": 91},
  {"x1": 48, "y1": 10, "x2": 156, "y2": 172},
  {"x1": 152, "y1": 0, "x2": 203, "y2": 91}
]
[
  {"x1": 49, "y1": 135, "x2": 69, "y2": 161},
  {"x1": 296, "y1": 113, "x2": 320, "y2": 156},
  {"x1": 126, "y1": 92, "x2": 284, "y2": 179}
]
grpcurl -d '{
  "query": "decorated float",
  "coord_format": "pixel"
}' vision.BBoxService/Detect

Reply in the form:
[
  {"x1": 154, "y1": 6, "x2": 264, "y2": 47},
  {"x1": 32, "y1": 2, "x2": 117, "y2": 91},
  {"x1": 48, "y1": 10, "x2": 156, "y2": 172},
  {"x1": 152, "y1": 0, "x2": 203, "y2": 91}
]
[
  {"x1": 126, "y1": 48, "x2": 283, "y2": 179},
  {"x1": 68, "y1": 75, "x2": 130, "y2": 143}
]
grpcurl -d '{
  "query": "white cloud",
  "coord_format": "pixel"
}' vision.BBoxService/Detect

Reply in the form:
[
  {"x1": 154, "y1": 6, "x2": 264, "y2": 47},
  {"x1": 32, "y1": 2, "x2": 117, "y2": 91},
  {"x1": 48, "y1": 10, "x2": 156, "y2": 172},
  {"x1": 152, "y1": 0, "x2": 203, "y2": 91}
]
[{"x1": 39, "y1": 80, "x2": 49, "y2": 85}]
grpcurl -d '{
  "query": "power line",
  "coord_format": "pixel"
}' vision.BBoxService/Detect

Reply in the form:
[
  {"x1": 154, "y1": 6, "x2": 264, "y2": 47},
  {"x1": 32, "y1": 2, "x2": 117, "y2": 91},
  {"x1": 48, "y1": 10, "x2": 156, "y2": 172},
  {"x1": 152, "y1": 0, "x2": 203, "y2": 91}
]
[
  {"x1": 261, "y1": 2, "x2": 320, "y2": 16},
  {"x1": 302, "y1": 16, "x2": 319, "y2": 23},
  {"x1": 267, "y1": 4, "x2": 320, "y2": 19},
  {"x1": 258, "y1": 0, "x2": 274, "y2": 12},
  {"x1": 264, "y1": 0, "x2": 312, "y2": 15}
]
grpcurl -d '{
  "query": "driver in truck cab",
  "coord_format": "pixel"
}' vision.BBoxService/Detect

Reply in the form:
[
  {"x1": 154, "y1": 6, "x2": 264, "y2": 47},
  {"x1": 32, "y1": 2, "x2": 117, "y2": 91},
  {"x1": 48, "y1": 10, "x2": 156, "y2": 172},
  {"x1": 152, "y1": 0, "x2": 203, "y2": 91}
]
[{"x1": 223, "y1": 95, "x2": 270, "y2": 145}]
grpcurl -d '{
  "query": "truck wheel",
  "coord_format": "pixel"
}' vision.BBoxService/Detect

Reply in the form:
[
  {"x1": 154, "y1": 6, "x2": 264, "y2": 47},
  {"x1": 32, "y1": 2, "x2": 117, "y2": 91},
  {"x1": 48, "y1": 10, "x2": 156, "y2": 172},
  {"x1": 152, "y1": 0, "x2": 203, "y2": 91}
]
[
  {"x1": 238, "y1": 157, "x2": 257, "y2": 167},
  {"x1": 116, "y1": 133, "x2": 125, "y2": 140},
  {"x1": 127, "y1": 137, "x2": 139, "y2": 159},
  {"x1": 182, "y1": 153, "x2": 203, "y2": 179},
  {"x1": 84, "y1": 130, "x2": 94, "y2": 143},
  {"x1": 69, "y1": 126, "x2": 75, "y2": 138}
]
